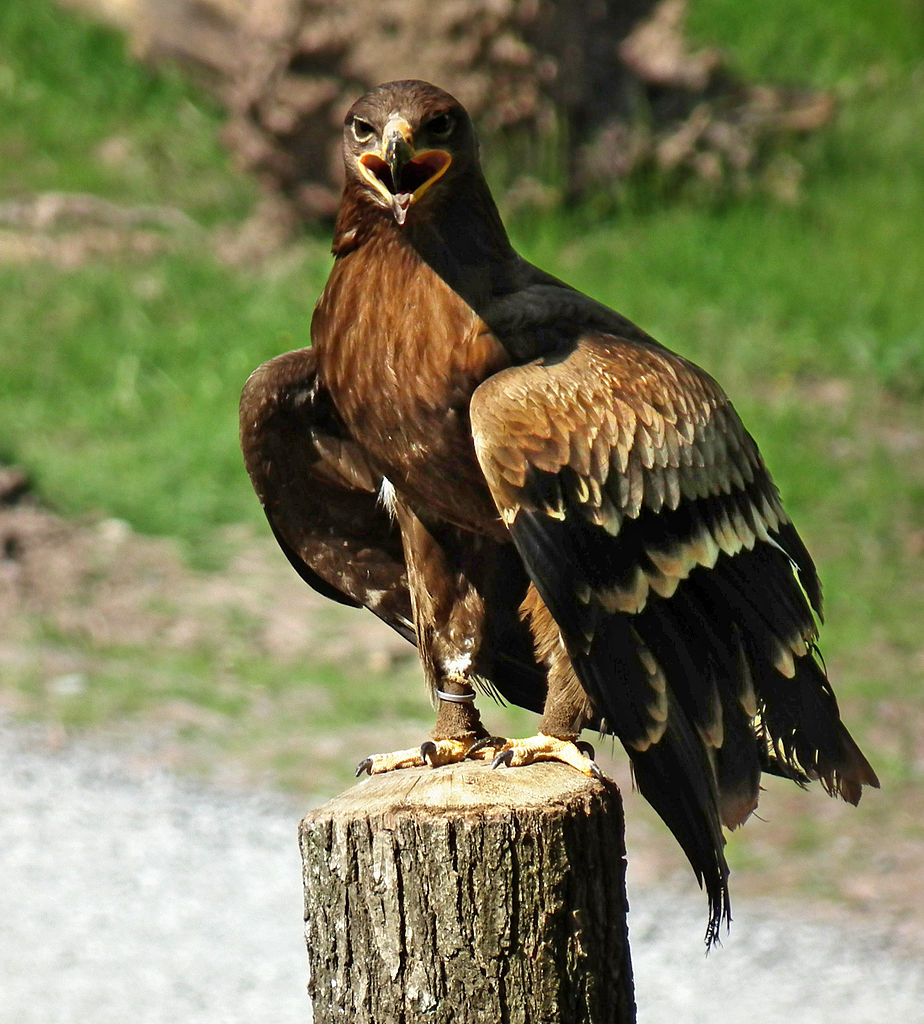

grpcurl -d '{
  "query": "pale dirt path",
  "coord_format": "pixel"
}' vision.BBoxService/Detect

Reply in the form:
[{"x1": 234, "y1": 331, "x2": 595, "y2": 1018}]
[{"x1": 3, "y1": 720, "x2": 923, "y2": 1024}]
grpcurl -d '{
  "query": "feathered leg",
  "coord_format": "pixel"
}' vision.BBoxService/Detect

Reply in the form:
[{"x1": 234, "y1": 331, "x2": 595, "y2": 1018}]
[
  {"x1": 356, "y1": 499, "x2": 493, "y2": 775},
  {"x1": 470, "y1": 584, "x2": 602, "y2": 778}
]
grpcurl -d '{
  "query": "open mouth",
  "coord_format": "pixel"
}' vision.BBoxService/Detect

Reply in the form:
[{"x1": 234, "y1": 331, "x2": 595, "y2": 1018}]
[{"x1": 359, "y1": 150, "x2": 452, "y2": 221}]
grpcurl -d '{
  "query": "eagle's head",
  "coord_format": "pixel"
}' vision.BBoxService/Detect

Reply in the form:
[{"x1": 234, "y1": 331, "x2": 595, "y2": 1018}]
[{"x1": 342, "y1": 80, "x2": 477, "y2": 226}]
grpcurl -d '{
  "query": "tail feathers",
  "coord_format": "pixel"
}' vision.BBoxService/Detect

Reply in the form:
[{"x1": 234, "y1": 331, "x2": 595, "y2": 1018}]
[
  {"x1": 714, "y1": 703, "x2": 762, "y2": 829},
  {"x1": 574, "y1": 613, "x2": 731, "y2": 946},
  {"x1": 634, "y1": 594, "x2": 762, "y2": 832},
  {"x1": 627, "y1": 716, "x2": 732, "y2": 947}
]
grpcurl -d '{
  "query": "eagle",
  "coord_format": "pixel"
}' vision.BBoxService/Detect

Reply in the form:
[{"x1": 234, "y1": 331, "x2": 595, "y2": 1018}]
[{"x1": 240, "y1": 80, "x2": 878, "y2": 943}]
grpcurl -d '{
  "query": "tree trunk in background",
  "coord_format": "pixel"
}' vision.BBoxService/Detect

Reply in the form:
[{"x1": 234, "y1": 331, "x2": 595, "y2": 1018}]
[
  {"x1": 300, "y1": 761, "x2": 636, "y2": 1023},
  {"x1": 60, "y1": 0, "x2": 834, "y2": 222}
]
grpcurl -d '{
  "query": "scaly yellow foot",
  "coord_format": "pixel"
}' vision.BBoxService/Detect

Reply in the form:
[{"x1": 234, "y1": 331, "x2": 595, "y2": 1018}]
[
  {"x1": 468, "y1": 733, "x2": 603, "y2": 779},
  {"x1": 355, "y1": 737, "x2": 478, "y2": 776}
]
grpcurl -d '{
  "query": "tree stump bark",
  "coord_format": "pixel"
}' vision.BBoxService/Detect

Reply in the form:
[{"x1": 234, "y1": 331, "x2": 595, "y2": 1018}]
[{"x1": 300, "y1": 760, "x2": 636, "y2": 1024}]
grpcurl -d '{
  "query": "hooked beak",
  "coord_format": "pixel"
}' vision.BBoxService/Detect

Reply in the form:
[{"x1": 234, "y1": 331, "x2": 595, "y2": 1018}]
[{"x1": 358, "y1": 116, "x2": 452, "y2": 225}]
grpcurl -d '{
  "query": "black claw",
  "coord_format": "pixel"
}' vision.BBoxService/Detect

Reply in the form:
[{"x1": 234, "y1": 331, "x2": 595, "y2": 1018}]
[
  {"x1": 491, "y1": 749, "x2": 514, "y2": 770},
  {"x1": 576, "y1": 740, "x2": 596, "y2": 760},
  {"x1": 355, "y1": 757, "x2": 373, "y2": 777},
  {"x1": 420, "y1": 741, "x2": 437, "y2": 766},
  {"x1": 467, "y1": 735, "x2": 505, "y2": 757}
]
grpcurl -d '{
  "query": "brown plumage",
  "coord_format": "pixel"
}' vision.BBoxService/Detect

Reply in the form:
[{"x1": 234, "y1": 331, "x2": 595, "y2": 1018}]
[{"x1": 240, "y1": 80, "x2": 878, "y2": 944}]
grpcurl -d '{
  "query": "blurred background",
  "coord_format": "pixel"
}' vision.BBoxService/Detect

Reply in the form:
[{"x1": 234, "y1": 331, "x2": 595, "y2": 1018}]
[{"x1": 1, "y1": 0, "x2": 922, "y2": 1019}]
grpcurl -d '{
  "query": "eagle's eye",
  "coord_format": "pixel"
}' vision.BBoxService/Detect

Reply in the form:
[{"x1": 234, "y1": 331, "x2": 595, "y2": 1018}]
[
  {"x1": 426, "y1": 113, "x2": 455, "y2": 139},
  {"x1": 351, "y1": 117, "x2": 375, "y2": 144}
]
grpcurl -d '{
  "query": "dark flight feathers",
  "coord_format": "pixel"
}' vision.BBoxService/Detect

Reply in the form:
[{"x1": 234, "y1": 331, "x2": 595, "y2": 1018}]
[{"x1": 240, "y1": 347, "x2": 415, "y2": 640}]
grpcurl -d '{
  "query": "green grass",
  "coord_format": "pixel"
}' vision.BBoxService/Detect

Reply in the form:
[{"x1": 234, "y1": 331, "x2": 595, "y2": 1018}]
[
  {"x1": 0, "y1": 250, "x2": 331, "y2": 560},
  {"x1": 686, "y1": 0, "x2": 924, "y2": 85},
  {"x1": 0, "y1": 0, "x2": 921, "y2": 809}
]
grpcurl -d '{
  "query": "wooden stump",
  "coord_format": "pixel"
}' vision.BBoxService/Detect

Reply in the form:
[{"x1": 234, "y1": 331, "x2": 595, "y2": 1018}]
[{"x1": 300, "y1": 760, "x2": 636, "y2": 1023}]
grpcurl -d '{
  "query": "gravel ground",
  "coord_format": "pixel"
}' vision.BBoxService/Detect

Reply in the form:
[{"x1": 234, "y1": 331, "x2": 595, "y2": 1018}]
[{"x1": 2, "y1": 721, "x2": 922, "y2": 1024}]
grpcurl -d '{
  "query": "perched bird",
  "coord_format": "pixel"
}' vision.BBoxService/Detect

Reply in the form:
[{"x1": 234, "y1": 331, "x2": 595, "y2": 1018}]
[{"x1": 240, "y1": 80, "x2": 878, "y2": 943}]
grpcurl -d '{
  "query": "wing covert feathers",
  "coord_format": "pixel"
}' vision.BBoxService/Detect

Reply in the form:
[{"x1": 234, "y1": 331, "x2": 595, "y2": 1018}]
[{"x1": 472, "y1": 333, "x2": 877, "y2": 941}]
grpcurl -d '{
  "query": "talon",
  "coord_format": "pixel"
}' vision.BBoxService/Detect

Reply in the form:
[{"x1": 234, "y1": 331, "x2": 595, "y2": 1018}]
[
  {"x1": 355, "y1": 738, "x2": 481, "y2": 775},
  {"x1": 467, "y1": 735, "x2": 505, "y2": 759},
  {"x1": 479, "y1": 733, "x2": 606, "y2": 779},
  {"x1": 491, "y1": 748, "x2": 514, "y2": 770}
]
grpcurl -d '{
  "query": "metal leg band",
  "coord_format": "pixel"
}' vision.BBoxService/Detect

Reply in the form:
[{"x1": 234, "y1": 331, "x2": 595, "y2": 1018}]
[{"x1": 436, "y1": 689, "x2": 476, "y2": 703}]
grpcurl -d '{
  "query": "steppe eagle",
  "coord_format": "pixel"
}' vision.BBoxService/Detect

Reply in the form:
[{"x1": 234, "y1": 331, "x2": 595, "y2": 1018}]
[{"x1": 240, "y1": 80, "x2": 878, "y2": 942}]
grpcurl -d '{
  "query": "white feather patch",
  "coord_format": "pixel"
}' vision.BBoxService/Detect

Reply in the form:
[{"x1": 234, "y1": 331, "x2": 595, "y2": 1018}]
[
  {"x1": 442, "y1": 653, "x2": 473, "y2": 677},
  {"x1": 378, "y1": 477, "x2": 398, "y2": 519}
]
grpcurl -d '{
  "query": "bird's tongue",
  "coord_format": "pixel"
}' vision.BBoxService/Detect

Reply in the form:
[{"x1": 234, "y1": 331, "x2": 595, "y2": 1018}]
[{"x1": 391, "y1": 193, "x2": 413, "y2": 226}]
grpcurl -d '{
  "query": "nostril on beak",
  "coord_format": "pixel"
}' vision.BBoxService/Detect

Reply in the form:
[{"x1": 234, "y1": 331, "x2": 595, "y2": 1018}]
[{"x1": 385, "y1": 132, "x2": 414, "y2": 182}]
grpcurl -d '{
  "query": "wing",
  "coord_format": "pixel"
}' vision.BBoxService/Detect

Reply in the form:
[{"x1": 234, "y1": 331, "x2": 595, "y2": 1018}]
[
  {"x1": 471, "y1": 332, "x2": 878, "y2": 941},
  {"x1": 240, "y1": 347, "x2": 414, "y2": 643}
]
